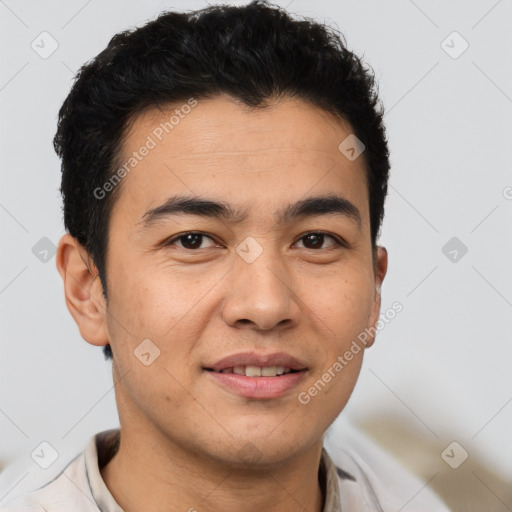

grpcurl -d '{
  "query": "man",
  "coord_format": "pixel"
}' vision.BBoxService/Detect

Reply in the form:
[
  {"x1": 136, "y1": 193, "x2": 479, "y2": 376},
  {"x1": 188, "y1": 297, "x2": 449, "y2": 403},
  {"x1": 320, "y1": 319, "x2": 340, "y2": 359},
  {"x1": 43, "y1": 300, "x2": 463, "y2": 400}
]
[{"x1": 1, "y1": 1, "x2": 449, "y2": 510}]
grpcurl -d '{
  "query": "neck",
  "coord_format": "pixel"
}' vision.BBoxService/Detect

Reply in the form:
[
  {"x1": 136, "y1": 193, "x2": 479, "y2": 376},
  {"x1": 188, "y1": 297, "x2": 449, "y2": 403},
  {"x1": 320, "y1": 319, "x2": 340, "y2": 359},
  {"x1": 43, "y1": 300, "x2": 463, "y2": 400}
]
[{"x1": 100, "y1": 425, "x2": 325, "y2": 512}]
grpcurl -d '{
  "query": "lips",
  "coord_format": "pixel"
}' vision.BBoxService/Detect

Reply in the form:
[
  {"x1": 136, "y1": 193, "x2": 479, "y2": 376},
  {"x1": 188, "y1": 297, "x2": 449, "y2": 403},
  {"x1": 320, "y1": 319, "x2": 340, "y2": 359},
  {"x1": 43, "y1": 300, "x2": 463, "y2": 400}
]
[
  {"x1": 205, "y1": 352, "x2": 308, "y2": 373},
  {"x1": 204, "y1": 352, "x2": 308, "y2": 399},
  {"x1": 217, "y1": 365, "x2": 295, "y2": 377}
]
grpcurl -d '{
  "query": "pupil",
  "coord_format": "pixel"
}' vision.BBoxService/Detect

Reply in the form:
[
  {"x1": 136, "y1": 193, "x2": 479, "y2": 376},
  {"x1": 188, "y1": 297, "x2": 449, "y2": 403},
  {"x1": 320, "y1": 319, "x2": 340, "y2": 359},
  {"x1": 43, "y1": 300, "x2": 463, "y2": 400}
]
[
  {"x1": 305, "y1": 233, "x2": 323, "y2": 249},
  {"x1": 183, "y1": 233, "x2": 201, "y2": 249}
]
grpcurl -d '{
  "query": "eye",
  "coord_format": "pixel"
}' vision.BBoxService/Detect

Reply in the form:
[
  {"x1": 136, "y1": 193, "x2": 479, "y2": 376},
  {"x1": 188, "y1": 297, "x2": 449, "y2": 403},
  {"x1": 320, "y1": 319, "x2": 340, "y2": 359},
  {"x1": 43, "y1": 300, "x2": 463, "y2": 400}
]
[
  {"x1": 166, "y1": 232, "x2": 218, "y2": 250},
  {"x1": 294, "y1": 232, "x2": 342, "y2": 250}
]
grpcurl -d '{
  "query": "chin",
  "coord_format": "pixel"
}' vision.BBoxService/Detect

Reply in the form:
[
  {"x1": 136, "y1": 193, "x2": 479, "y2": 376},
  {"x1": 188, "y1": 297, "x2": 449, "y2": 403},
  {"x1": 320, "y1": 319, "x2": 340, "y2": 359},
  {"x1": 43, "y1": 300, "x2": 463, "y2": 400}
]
[{"x1": 210, "y1": 438, "x2": 311, "y2": 470}]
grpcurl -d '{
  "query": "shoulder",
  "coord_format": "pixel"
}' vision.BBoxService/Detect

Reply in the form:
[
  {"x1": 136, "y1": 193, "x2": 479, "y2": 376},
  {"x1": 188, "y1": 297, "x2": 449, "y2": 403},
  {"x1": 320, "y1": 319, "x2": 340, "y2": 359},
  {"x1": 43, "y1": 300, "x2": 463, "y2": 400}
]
[
  {"x1": 1, "y1": 448, "x2": 98, "y2": 512},
  {"x1": 325, "y1": 424, "x2": 451, "y2": 512}
]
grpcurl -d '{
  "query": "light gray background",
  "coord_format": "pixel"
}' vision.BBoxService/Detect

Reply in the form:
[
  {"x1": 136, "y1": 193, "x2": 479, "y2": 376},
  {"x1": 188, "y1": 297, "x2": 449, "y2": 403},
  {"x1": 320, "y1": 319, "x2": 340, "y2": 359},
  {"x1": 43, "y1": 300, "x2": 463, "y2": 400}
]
[{"x1": 1, "y1": 1, "x2": 511, "y2": 510}]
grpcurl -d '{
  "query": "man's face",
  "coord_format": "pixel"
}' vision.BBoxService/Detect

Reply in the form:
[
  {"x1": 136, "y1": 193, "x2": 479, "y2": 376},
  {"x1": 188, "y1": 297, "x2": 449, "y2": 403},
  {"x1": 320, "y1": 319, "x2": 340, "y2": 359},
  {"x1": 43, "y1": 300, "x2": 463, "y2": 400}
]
[{"x1": 97, "y1": 95, "x2": 386, "y2": 466}]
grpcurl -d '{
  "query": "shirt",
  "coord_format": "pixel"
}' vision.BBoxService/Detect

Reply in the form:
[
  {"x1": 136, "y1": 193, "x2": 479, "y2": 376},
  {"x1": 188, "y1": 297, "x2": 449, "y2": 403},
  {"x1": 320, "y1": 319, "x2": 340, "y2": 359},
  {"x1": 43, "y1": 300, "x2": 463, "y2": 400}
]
[{"x1": 0, "y1": 428, "x2": 450, "y2": 511}]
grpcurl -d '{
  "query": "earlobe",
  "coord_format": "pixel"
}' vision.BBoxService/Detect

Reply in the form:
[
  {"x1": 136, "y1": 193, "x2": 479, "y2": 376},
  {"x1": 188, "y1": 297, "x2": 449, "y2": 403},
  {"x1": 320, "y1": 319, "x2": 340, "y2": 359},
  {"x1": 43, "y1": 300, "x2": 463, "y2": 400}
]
[
  {"x1": 365, "y1": 245, "x2": 388, "y2": 348},
  {"x1": 56, "y1": 234, "x2": 109, "y2": 347}
]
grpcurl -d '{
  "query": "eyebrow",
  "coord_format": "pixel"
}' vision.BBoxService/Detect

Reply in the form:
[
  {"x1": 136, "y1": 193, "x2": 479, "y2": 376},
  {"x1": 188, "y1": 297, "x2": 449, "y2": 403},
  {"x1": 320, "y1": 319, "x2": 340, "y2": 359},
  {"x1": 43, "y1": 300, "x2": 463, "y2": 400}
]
[{"x1": 140, "y1": 194, "x2": 361, "y2": 227}]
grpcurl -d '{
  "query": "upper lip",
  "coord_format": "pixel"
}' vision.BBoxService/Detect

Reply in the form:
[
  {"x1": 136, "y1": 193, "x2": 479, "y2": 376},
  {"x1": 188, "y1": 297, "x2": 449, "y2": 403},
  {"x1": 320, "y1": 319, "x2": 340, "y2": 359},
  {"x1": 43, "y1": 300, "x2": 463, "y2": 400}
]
[{"x1": 205, "y1": 352, "x2": 308, "y2": 372}]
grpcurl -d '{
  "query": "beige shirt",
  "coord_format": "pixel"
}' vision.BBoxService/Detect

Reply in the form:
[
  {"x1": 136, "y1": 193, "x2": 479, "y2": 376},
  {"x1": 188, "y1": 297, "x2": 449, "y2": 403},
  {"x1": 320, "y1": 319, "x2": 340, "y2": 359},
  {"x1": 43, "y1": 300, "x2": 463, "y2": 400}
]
[{"x1": 0, "y1": 429, "x2": 449, "y2": 511}]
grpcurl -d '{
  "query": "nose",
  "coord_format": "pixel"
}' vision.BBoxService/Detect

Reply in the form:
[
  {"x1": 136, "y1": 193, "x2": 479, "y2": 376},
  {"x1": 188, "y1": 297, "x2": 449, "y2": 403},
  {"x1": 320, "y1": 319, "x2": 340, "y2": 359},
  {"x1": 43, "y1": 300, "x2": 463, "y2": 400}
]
[{"x1": 221, "y1": 247, "x2": 301, "y2": 332}]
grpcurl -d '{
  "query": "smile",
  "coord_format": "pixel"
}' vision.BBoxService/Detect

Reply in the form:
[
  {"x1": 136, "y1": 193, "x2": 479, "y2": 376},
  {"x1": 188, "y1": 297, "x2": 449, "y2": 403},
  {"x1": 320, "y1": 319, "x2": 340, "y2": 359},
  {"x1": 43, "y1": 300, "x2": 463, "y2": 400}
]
[{"x1": 213, "y1": 365, "x2": 298, "y2": 377}]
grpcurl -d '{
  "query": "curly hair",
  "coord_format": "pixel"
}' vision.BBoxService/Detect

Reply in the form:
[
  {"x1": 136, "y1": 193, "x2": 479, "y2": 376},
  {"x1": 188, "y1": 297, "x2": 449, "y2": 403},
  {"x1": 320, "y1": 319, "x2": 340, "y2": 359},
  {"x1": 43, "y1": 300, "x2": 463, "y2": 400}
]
[{"x1": 54, "y1": 0, "x2": 390, "y2": 360}]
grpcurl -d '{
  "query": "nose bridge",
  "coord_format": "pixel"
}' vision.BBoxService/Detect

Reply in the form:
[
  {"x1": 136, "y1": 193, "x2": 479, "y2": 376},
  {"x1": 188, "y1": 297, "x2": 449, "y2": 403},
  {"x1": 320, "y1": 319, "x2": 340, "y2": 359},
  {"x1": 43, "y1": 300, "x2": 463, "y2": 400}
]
[
  {"x1": 221, "y1": 237, "x2": 298, "y2": 330},
  {"x1": 238, "y1": 243, "x2": 287, "y2": 294}
]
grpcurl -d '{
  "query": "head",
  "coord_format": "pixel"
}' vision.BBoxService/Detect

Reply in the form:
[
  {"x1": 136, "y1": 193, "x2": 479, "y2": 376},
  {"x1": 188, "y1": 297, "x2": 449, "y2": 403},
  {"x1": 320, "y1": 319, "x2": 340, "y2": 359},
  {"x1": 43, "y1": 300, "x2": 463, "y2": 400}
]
[{"x1": 56, "y1": 1, "x2": 389, "y2": 467}]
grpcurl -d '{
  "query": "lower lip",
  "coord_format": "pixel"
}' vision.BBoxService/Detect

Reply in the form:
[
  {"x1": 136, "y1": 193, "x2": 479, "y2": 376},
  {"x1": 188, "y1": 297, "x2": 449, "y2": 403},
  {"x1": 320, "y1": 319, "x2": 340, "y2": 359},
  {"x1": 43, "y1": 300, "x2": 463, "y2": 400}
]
[{"x1": 205, "y1": 370, "x2": 306, "y2": 399}]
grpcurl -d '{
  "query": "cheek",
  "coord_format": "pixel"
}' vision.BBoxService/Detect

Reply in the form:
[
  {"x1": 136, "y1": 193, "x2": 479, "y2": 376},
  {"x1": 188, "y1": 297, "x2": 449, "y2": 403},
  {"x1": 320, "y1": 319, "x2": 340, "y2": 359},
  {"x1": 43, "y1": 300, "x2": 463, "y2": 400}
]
[
  {"x1": 306, "y1": 269, "x2": 375, "y2": 338},
  {"x1": 104, "y1": 265, "x2": 213, "y2": 396},
  {"x1": 106, "y1": 260, "x2": 208, "y2": 340},
  {"x1": 300, "y1": 265, "x2": 374, "y2": 406},
  {"x1": 109, "y1": 324, "x2": 196, "y2": 426}
]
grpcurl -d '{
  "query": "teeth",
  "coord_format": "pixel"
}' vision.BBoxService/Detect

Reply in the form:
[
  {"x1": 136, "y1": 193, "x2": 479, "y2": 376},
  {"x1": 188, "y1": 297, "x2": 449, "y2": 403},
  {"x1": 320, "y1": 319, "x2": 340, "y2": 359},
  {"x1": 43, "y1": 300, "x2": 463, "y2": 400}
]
[
  {"x1": 218, "y1": 366, "x2": 293, "y2": 377},
  {"x1": 261, "y1": 366, "x2": 278, "y2": 377},
  {"x1": 245, "y1": 365, "x2": 262, "y2": 377}
]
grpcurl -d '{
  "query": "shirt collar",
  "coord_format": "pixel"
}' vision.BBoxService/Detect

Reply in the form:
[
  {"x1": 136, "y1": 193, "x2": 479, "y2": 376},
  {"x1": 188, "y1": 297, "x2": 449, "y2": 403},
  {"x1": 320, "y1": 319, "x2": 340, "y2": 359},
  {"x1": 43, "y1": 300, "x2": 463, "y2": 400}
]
[
  {"x1": 319, "y1": 447, "x2": 343, "y2": 512},
  {"x1": 84, "y1": 429, "x2": 124, "y2": 512}
]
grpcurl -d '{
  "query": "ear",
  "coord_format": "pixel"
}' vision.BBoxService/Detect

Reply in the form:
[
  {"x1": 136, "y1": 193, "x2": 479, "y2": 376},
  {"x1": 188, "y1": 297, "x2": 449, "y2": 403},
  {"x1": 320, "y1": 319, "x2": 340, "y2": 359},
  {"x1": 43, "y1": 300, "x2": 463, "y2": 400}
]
[
  {"x1": 364, "y1": 245, "x2": 388, "y2": 349},
  {"x1": 56, "y1": 234, "x2": 109, "y2": 347}
]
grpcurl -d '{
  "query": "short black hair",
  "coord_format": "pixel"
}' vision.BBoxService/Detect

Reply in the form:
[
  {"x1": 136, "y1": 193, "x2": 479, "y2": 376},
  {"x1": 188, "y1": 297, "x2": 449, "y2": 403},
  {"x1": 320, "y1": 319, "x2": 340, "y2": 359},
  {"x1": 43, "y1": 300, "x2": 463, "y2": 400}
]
[{"x1": 54, "y1": 0, "x2": 390, "y2": 361}]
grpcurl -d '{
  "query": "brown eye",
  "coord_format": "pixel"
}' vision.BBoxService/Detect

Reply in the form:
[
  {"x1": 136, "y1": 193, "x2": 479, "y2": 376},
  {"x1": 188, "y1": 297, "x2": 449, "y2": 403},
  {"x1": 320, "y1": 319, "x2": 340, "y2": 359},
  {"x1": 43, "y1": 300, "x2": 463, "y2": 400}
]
[
  {"x1": 295, "y1": 232, "x2": 340, "y2": 250},
  {"x1": 167, "y1": 232, "x2": 217, "y2": 250}
]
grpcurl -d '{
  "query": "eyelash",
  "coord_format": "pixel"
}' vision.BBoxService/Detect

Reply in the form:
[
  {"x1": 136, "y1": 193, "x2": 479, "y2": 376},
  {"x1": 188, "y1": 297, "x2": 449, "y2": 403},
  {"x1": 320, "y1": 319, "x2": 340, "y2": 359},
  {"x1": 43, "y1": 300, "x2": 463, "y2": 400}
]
[{"x1": 164, "y1": 231, "x2": 346, "y2": 251}]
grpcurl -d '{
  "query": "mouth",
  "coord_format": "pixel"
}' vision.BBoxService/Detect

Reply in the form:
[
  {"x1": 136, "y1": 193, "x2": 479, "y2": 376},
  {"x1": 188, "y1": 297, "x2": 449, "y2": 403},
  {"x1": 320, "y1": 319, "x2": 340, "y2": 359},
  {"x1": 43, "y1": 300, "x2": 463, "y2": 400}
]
[
  {"x1": 203, "y1": 352, "x2": 308, "y2": 399},
  {"x1": 206, "y1": 365, "x2": 301, "y2": 377}
]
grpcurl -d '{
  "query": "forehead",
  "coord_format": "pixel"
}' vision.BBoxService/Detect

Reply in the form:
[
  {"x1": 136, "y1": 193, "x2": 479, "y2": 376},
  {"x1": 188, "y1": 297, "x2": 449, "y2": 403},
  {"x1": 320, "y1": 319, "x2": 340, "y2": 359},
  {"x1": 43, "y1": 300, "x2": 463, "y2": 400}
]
[
  {"x1": 124, "y1": 94, "x2": 357, "y2": 158},
  {"x1": 114, "y1": 95, "x2": 369, "y2": 225}
]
